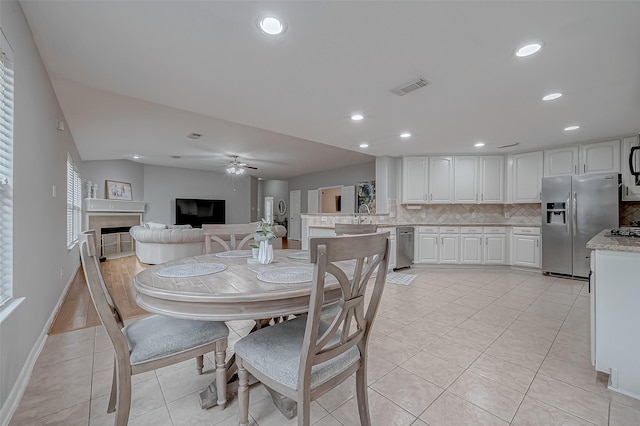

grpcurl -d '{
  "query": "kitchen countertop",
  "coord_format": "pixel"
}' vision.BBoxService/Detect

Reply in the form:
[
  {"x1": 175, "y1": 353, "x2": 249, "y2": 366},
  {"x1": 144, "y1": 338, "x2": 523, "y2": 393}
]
[
  {"x1": 309, "y1": 223, "x2": 540, "y2": 229},
  {"x1": 586, "y1": 229, "x2": 640, "y2": 253}
]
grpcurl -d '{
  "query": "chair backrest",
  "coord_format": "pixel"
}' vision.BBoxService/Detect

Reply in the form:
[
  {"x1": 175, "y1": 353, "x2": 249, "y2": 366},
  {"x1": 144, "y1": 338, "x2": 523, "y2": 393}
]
[
  {"x1": 79, "y1": 230, "x2": 131, "y2": 363},
  {"x1": 301, "y1": 232, "x2": 389, "y2": 386},
  {"x1": 334, "y1": 223, "x2": 378, "y2": 235},
  {"x1": 202, "y1": 223, "x2": 260, "y2": 251}
]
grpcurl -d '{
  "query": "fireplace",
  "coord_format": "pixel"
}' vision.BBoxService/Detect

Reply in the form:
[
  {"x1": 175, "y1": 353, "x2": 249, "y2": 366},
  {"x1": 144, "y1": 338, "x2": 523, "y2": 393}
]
[{"x1": 84, "y1": 198, "x2": 147, "y2": 259}]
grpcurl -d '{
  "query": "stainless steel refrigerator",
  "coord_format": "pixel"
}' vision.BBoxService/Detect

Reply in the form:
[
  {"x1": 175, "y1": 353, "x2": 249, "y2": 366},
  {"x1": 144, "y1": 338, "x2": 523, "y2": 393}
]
[{"x1": 541, "y1": 173, "x2": 619, "y2": 278}]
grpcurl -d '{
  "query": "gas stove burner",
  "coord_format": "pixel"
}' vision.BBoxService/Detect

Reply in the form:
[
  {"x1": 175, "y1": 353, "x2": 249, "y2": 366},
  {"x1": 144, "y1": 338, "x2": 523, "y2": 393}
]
[{"x1": 609, "y1": 228, "x2": 640, "y2": 238}]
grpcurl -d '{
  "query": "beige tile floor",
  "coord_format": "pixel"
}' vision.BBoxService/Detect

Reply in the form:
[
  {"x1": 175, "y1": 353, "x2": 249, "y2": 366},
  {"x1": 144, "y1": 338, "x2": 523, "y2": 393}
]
[{"x1": 9, "y1": 267, "x2": 640, "y2": 425}]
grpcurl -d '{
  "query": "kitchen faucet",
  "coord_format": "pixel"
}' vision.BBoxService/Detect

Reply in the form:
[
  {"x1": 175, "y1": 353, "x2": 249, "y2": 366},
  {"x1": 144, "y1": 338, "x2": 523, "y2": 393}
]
[{"x1": 357, "y1": 204, "x2": 371, "y2": 224}]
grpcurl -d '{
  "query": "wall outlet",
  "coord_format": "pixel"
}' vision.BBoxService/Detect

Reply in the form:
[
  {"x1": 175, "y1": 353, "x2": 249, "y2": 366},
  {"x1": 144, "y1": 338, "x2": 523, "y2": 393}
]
[
  {"x1": 471, "y1": 212, "x2": 477, "y2": 219},
  {"x1": 321, "y1": 216, "x2": 327, "y2": 222},
  {"x1": 59, "y1": 267, "x2": 64, "y2": 279},
  {"x1": 504, "y1": 212, "x2": 511, "y2": 219},
  {"x1": 389, "y1": 211, "x2": 396, "y2": 218},
  {"x1": 421, "y1": 212, "x2": 426, "y2": 219}
]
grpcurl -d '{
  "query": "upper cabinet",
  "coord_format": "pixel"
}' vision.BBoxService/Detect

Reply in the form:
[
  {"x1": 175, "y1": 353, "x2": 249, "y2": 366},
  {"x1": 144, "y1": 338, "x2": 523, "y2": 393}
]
[
  {"x1": 404, "y1": 154, "x2": 504, "y2": 204},
  {"x1": 508, "y1": 151, "x2": 543, "y2": 203},
  {"x1": 580, "y1": 139, "x2": 621, "y2": 174},
  {"x1": 479, "y1": 156, "x2": 504, "y2": 203},
  {"x1": 622, "y1": 135, "x2": 640, "y2": 201},
  {"x1": 402, "y1": 156, "x2": 428, "y2": 203},
  {"x1": 544, "y1": 146, "x2": 579, "y2": 176},
  {"x1": 544, "y1": 140, "x2": 621, "y2": 177},
  {"x1": 429, "y1": 156, "x2": 454, "y2": 203},
  {"x1": 454, "y1": 156, "x2": 478, "y2": 203}
]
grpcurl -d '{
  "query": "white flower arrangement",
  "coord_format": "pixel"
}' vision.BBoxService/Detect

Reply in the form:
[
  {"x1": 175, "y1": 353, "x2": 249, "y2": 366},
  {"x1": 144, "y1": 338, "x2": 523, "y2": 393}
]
[{"x1": 254, "y1": 218, "x2": 275, "y2": 242}]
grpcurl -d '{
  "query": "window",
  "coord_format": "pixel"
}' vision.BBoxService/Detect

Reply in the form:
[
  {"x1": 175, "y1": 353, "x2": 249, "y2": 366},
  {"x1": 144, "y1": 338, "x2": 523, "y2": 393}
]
[
  {"x1": 0, "y1": 34, "x2": 14, "y2": 307},
  {"x1": 66, "y1": 153, "x2": 81, "y2": 248}
]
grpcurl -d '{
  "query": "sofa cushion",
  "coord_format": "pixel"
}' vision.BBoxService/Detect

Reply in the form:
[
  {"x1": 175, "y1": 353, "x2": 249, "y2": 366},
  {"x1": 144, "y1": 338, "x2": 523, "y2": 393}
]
[{"x1": 144, "y1": 222, "x2": 167, "y2": 230}]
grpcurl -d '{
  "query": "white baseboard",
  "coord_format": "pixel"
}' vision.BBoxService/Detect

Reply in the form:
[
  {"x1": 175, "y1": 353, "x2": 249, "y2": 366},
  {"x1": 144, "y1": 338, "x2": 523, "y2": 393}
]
[{"x1": 0, "y1": 267, "x2": 79, "y2": 426}]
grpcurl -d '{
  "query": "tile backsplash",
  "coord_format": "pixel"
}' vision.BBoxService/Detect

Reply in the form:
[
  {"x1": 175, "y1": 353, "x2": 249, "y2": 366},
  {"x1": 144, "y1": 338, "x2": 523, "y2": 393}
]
[
  {"x1": 396, "y1": 202, "x2": 541, "y2": 225},
  {"x1": 620, "y1": 202, "x2": 640, "y2": 225}
]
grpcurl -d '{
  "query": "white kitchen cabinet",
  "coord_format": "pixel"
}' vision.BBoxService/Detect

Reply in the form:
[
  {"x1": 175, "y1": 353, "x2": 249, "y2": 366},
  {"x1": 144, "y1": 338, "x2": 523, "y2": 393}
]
[
  {"x1": 479, "y1": 156, "x2": 504, "y2": 203},
  {"x1": 454, "y1": 156, "x2": 478, "y2": 203},
  {"x1": 509, "y1": 151, "x2": 543, "y2": 203},
  {"x1": 511, "y1": 227, "x2": 540, "y2": 268},
  {"x1": 483, "y1": 227, "x2": 507, "y2": 265},
  {"x1": 544, "y1": 146, "x2": 579, "y2": 176},
  {"x1": 621, "y1": 135, "x2": 640, "y2": 201},
  {"x1": 438, "y1": 226, "x2": 459, "y2": 264},
  {"x1": 460, "y1": 231, "x2": 482, "y2": 264},
  {"x1": 579, "y1": 139, "x2": 620, "y2": 175},
  {"x1": 402, "y1": 156, "x2": 429, "y2": 203},
  {"x1": 417, "y1": 229, "x2": 438, "y2": 264},
  {"x1": 429, "y1": 156, "x2": 454, "y2": 203}
]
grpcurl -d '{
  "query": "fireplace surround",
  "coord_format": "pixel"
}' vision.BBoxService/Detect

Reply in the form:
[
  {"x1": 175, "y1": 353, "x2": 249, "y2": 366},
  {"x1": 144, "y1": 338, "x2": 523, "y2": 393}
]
[{"x1": 84, "y1": 198, "x2": 147, "y2": 258}]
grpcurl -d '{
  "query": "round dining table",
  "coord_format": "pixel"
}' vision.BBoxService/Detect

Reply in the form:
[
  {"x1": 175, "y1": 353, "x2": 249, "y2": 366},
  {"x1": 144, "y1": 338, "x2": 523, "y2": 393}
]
[{"x1": 133, "y1": 249, "x2": 341, "y2": 415}]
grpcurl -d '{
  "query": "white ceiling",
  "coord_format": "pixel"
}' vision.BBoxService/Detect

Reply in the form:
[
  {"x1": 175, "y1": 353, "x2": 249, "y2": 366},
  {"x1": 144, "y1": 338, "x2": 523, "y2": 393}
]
[{"x1": 20, "y1": 1, "x2": 640, "y2": 180}]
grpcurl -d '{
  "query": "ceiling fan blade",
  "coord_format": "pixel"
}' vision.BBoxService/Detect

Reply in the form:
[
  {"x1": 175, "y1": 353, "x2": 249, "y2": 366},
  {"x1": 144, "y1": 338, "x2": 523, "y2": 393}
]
[{"x1": 243, "y1": 164, "x2": 258, "y2": 170}]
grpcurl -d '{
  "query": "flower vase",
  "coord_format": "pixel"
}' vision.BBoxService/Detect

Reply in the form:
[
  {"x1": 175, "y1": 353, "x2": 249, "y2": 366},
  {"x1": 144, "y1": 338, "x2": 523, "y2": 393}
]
[{"x1": 258, "y1": 240, "x2": 273, "y2": 264}]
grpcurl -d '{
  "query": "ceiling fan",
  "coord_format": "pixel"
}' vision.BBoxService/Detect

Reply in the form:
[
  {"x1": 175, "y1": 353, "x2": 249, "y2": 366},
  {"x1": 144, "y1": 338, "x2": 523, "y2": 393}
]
[{"x1": 226, "y1": 155, "x2": 257, "y2": 175}]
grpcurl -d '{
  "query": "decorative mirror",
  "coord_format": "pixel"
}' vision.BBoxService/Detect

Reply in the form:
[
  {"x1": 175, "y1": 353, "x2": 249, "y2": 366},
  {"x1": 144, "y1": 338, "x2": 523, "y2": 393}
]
[{"x1": 277, "y1": 199, "x2": 287, "y2": 216}]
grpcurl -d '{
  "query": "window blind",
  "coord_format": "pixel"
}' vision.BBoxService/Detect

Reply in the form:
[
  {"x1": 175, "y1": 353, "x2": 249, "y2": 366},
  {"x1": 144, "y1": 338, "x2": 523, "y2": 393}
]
[
  {"x1": 0, "y1": 38, "x2": 14, "y2": 307},
  {"x1": 66, "y1": 153, "x2": 82, "y2": 249}
]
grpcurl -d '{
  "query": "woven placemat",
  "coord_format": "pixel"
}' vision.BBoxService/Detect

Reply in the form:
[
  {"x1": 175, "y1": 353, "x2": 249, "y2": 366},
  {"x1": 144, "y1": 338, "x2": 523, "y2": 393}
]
[
  {"x1": 156, "y1": 263, "x2": 227, "y2": 278},
  {"x1": 287, "y1": 251, "x2": 309, "y2": 260},
  {"x1": 215, "y1": 250, "x2": 252, "y2": 258},
  {"x1": 257, "y1": 266, "x2": 314, "y2": 284}
]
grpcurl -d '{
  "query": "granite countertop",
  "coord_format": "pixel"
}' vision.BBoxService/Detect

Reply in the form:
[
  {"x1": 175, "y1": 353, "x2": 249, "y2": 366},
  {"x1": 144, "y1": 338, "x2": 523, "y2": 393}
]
[
  {"x1": 309, "y1": 223, "x2": 540, "y2": 229},
  {"x1": 586, "y1": 229, "x2": 640, "y2": 253}
]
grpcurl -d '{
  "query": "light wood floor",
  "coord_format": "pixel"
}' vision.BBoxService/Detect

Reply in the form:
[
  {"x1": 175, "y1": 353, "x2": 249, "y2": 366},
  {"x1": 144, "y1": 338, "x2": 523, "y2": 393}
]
[{"x1": 49, "y1": 237, "x2": 301, "y2": 335}]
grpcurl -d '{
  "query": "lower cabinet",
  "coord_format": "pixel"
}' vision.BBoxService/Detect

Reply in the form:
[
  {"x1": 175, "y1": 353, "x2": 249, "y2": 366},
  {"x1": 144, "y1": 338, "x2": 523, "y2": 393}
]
[
  {"x1": 418, "y1": 232, "x2": 438, "y2": 264},
  {"x1": 511, "y1": 232, "x2": 541, "y2": 268},
  {"x1": 484, "y1": 234, "x2": 507, "y2": 264},
  {"x1": 439, "y1": 233, "x2": 460, "y2": 264}
]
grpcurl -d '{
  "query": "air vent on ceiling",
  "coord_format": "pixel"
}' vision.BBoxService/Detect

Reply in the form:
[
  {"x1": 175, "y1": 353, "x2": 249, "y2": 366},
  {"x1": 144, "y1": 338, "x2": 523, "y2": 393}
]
[
  {"x1": 497, "y1": 142, "x2": 519, "y2": 149},
  {"x1": 392, "y1": 78, "x2": 430, "y2": 96}
]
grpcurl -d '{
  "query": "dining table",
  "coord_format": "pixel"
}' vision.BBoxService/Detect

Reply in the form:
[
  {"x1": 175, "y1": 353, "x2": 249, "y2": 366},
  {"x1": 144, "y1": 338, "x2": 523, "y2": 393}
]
[{"x1": 133, "y1": 248, "x2": 342, "y2": 416}]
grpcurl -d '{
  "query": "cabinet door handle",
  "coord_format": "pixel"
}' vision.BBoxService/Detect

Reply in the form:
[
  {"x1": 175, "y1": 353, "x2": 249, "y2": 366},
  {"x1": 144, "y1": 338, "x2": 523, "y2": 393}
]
[
  {"x1": 481, "y1": 194, "x2": 484, "y2": 201},
  {"x1": 430, "y1": 194, "x2": 433, "y2": 201},
  {"x1": 574, "y1": 164, "x2": 577, "y2": 174},
  {"x1": 536, "y1": 239, "x2": 539, "y2": 247},
  {"x1": 583, "y1": 164, "x2": 586, "y2": 173}
]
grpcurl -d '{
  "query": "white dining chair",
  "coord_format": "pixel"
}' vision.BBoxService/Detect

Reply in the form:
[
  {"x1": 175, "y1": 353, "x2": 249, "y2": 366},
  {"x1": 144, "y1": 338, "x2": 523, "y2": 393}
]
[
  {"x1": 79, "y1": 230, "x2": 230, "y2": 425},
  {"x1": 235, "y1": 232, "x2": 390, "y2": 426}
]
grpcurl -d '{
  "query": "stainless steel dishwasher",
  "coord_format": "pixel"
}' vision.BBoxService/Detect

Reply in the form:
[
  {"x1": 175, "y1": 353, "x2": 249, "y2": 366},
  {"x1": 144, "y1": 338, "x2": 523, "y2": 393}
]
[{"x1": 395, "y1": 227, "x2": 414, "y2": 270}]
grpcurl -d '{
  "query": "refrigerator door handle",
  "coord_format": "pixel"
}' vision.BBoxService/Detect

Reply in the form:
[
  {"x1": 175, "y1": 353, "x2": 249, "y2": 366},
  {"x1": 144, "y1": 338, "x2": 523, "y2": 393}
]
[
  {"x1": 572, "y1": 191, "x2": 578, "y2": 235},
  {"x1": 566, "y1": 193, "x2": 572, "y2": 235}
]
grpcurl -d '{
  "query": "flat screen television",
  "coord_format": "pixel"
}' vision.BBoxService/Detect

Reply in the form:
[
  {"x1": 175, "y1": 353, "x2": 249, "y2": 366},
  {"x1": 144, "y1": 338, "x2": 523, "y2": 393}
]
[{"x1": 175, "y1": 198, "x2": 225, "y2": 227}]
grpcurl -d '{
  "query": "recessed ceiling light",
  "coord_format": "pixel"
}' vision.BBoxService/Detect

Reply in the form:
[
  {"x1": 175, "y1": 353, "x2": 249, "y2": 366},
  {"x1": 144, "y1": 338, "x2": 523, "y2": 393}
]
[
  {"x1": 351, "y1": 114, "x2": 364, "y2": 121},
  {"x1": 400, "y1": 132, "x2": 411, "y2": 138},
  {"x1": 516, "y1": 43, "x2": 542, "y2": 57},
  {"x1": 564, "y1": 125, "x2": 580, "y2": 131},
  {"x1": 359, "y1": 142, "x2": 369, "y2": 148},
  {"x1": 474, "y1": 142, "x2": 485, "y2": 147},
  {"x1": 258, "y1": 16, "x2": 286, "y2": 35},
  {"x1": 131, "y1": 154, "x2": 142, "y2": 159},
  {"x1": 543, "y1": 93, "x2": 563, "y2": 101}
]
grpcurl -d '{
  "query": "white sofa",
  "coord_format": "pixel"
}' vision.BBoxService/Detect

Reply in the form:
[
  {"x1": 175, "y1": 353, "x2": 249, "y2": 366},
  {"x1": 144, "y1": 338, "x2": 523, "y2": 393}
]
[
  {"x1": 130, "y1": 222, "x2": 287, "y2": 264},
  {"x1": 130, "y1": 225, "x2": 205, "y2": 264}
]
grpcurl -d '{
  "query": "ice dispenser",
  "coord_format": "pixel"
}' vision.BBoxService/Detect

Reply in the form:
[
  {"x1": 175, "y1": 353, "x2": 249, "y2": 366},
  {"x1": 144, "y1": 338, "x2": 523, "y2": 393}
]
[{"x1": 546, "y1": 202, "x2": 567, "y2": 225}]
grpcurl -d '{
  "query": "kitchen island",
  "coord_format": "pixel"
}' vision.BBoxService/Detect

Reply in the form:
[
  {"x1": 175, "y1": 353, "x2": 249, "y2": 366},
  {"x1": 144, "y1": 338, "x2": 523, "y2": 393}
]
[{"x1": 586, "y1": 229, "x2": 640, "y2": 400}]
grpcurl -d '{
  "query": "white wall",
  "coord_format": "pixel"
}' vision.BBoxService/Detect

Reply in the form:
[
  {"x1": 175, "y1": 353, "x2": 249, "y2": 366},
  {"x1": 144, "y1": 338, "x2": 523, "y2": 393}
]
[
  {"x1": 0, "y1": 1, "x2": 83, "y2": 414},
  {"x1": 82, "y1": 159, "x2": 144, "y2": 200},
  {"x1": 288, "y1": 161, "x2": 375, "y2": 213},
  {"x1": 143, "y1": 165, "x2": 252, "y2": 224}
]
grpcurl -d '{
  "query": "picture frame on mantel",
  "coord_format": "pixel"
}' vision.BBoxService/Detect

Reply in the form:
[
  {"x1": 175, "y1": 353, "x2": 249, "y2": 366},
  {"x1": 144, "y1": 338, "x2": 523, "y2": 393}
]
[{"x1": 105, "y1": 180, "x2": 132, "y2": 201}]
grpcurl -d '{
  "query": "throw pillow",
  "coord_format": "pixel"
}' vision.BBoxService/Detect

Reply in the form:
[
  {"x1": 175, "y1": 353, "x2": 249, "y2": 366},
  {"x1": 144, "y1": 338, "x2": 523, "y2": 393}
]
[{"x1": 145, "y1": 222, "x2": 167, "y2": 230}]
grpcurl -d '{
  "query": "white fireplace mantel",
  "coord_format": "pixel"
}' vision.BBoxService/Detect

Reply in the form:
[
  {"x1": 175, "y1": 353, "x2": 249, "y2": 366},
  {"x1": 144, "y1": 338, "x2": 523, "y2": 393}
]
[{"x1": 84, "y1": 198, "x2": 147, "y2": 213}]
